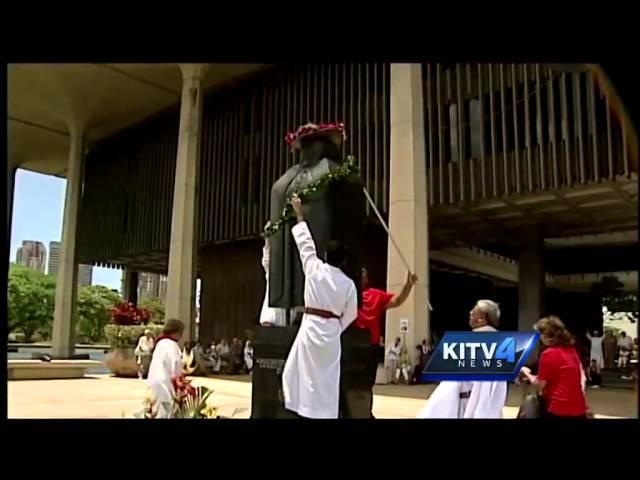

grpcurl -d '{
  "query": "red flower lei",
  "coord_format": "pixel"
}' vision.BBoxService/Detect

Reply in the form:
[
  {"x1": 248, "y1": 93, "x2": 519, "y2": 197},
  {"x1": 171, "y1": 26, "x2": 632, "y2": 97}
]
[{"x1": 285, "y1": 122, "x2": 346, "y2": 147}]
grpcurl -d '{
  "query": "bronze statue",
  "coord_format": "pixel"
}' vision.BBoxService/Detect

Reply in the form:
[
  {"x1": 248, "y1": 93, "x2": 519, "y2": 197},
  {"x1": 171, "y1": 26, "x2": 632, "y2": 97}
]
[
  {"x1": 266, "y1": 122, "x2": 365, "y2": 317},
  {"x1": 252, "y1": 122, "x2": 371, "y2": 419}
]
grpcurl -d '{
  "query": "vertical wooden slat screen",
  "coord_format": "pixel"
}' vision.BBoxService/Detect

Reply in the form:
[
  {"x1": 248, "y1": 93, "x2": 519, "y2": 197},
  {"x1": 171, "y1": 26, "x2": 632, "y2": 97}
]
[
  {"x1": 197, "y1": 63, "x2": 390, "y2": 244},
  {"x1": 78, "y1": 110, "x2": 179, "y2": 268},
  {"x1": 418, "y1": 63, "x2": 633, "y2": 208}
]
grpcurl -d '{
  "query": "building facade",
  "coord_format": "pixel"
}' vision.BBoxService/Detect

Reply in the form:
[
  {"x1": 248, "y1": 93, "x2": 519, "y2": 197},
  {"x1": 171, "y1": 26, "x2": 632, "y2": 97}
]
[
  {"x1": 73, "y1": 63, "x2": 637, "y2": 347},
  {"x1": 137, "y1": 272, "x2": 168, "y2": 301},
  {"x1": 49, "y1": 241, "x2": 93, "y2": 287},
  {"x1": 9, "y1": 63, "x2": 637, "y2": 358},
  {"x1": 16, "y1": 240, "x2": 47, "y2": 273}
]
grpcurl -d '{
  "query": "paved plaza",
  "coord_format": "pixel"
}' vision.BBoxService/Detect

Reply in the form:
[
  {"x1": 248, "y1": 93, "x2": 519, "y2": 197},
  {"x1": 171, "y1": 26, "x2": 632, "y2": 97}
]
[{"x1": 7, "y1": 375, "x2": 637, "y2": 419}]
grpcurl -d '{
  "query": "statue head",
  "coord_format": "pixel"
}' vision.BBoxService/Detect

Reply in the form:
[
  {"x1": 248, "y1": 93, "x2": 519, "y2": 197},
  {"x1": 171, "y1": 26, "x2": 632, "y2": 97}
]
[
  {"x1": 299, "y1": 136, "x2": 341, "y2": 165},
  {"x1": 286, "y1": 122, "x2": 346, "y2": 165}
]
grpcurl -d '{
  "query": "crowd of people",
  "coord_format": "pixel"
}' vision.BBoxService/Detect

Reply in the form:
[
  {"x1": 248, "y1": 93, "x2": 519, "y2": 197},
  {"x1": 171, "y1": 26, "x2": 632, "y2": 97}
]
[
  {"x1": 134, "y1": 330, "x2": 254, "y2": 380},
  {"x1": 182, "y1": 338, "x2": 254, "y2": 375}
]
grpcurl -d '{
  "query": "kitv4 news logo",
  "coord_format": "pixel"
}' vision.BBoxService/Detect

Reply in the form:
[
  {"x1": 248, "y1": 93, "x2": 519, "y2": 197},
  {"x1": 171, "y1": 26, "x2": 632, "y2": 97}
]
[{"x1": 422, "y1": 331, "x2": 540, "y2": 382}]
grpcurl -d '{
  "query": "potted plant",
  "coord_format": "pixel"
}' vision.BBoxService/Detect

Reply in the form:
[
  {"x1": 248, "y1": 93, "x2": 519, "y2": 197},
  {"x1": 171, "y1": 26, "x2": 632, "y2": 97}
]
[{"x1": 104, "y1": 302, "x2": 160, "y2": 377}]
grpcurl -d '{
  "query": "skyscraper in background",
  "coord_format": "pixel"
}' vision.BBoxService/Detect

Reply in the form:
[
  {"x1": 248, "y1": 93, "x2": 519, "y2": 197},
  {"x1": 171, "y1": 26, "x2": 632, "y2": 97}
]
[
  {"x1": 48, "y1": 241, "x2": 93, "y2": 287},
  {"x1": 48, "y1": 241, "x2": 61, "y2": 277},
  {"x1": 16, "y1": 241, "x2": 47, "y2": 272},
  {"x1": 138, "y1": 272, "x2": 168, "y2": 300},
  {"x1": 77, "y1": 264, "x2": 93, "y2": 288}
]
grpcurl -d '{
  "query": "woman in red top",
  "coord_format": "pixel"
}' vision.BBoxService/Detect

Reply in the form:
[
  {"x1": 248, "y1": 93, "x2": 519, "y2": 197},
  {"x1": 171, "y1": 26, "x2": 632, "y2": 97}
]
[{"x1": 520, "y1": 316, "x2": 588, "y2": 419}]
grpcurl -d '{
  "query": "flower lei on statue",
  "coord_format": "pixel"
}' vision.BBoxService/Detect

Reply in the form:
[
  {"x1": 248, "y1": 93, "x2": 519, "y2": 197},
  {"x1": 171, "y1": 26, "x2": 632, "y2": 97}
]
[{"x1": 262, "y1": 155, "x2": 359, "y2": 238}]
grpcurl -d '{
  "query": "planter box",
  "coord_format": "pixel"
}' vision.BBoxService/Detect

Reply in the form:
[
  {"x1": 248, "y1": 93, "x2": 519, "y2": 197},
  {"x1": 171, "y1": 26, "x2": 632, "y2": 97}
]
[{"x1": 105, "y1": 348, "x2": 139, "y2": 378}]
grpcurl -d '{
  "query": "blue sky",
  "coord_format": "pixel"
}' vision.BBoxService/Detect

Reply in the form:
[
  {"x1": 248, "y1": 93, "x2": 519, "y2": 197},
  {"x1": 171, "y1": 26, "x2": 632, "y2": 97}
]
[{"x1": 10, "y1": 169, "x2": 122, "y2": 291}]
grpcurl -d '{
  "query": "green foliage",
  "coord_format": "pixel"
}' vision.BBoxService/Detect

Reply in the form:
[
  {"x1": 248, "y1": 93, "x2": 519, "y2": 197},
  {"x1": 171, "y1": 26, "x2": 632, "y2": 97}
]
[
  {"x1": 7, "y1": 264, "x2": 56, "y2": 342},
  {"x1": 139, "y1": 297, "x2": 165, "y2": 324},
  {"x1": 76, "y1": 285, "x2": 121, "y2": 343},
  {"x1": 105, "y1": 324, "x2": 164, "y2": 349},
  {"x1": 591, "y1": 276, "x2": 638, "y2": 322}
]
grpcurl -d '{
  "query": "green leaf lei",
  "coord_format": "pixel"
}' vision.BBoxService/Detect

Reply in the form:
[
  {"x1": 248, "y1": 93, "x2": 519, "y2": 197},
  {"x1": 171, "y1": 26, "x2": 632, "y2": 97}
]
[{"x1": 262, "y1": 155, "x2": 359, "y2": 238}]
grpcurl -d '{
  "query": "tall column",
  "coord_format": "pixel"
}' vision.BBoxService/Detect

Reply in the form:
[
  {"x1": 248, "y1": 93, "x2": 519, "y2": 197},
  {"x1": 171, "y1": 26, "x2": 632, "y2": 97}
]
[
  {"x1": 123, "y1": 269, "x2": 139, "y2": 305},
  {"x1": 52, "y1": 128, "x2": 84, "y2": 358},
  {"x1": 518, "y1": 225, "x2": 545, "y2": 331},
  {"x1": 165, "y1": 64, "x2": 207, "y2": 342},
  {"x1": 7, "y1": 165, "x2": 16, "y2": 263},
  {"x1": 385, "y1": 64, "x2": 430, "y2": 367}
]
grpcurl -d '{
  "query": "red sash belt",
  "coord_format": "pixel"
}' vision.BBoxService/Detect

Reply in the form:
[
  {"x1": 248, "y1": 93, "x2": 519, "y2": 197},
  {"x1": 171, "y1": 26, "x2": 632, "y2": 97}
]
[{"x1": 304, "y1": 307, "x2": 340, "y2": 319}]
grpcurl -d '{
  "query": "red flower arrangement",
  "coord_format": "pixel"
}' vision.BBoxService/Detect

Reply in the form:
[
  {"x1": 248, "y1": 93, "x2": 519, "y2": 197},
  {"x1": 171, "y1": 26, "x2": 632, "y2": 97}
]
[
  {"x1": 172, "y1": 375, "x2": 197, "y2": 401},
  {"x1": 285, "y1": 122, "x2": 346, "y2": 149},
  {"x1": 110, "y1": 301, "x2": 151, "y2": 326}
]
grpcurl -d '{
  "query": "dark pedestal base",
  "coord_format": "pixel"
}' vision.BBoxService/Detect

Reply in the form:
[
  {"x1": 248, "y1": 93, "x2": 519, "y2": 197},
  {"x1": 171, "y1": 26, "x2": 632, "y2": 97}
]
[{"x1": 251, "y1": 324, "x2": 372, "y2": 419}]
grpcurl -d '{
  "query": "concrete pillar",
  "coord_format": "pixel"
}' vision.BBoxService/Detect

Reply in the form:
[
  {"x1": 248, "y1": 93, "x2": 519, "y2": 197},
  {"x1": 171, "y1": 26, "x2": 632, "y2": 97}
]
[
  {"x1": 165, "y1": 64, "x2": 207, "y2": 342},
  {"x1": 123, "y1": 269, "x2": 139, "y2": 306},
  {"x1": 52, "y1": 128, "x2": 84, "y2": 358},
  {"x1": 384, "y1": 64, "x2": 430, "y2": 368},
  {"x1": 518, "y1": 225, "x2": 544, "y2": 331},
  {"x1": 7, "y1": 165, "x2": 16, "y2": 262}
]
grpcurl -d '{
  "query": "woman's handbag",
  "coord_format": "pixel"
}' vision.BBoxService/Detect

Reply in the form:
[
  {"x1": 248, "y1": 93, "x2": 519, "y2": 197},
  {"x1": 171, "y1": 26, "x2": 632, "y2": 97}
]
[{"x1": 517, "y1": 391, "x2": 546, "y2": 419}]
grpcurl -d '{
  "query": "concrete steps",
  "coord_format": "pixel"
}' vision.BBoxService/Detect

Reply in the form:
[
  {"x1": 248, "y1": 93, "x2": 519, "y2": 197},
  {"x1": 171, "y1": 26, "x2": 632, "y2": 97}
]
[{"x1": 601, "y1": 369, "x2": 635, "y2": 389}]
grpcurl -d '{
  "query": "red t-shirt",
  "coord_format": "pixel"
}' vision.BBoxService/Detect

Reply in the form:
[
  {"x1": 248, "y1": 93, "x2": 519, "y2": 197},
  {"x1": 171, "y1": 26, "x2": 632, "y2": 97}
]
[
  {"x1": 355, "y1": 288, "x2": 394, "y2": 346},
  {"x1": 538, "y1": 346, "x2": 587, "y2": 417}
]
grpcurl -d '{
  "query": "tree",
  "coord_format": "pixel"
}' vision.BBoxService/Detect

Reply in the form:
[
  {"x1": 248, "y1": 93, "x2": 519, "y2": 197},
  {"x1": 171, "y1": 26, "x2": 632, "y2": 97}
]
[
  {"x1": 139, "y1": 297, "x2": 165, "y2": 324},
  {"x1": 76, "y1": 285, "x2": 122, "y2": 343},
  {"x1": 591, "y1": 276, "x2": 638, "y2": 323},
  {"x1": 7, "y1": 264, "x2": 56, "y2": 341}
]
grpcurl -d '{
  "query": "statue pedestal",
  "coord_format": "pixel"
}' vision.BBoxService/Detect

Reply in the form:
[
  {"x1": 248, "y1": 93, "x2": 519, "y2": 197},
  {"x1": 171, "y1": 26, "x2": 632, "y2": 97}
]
[{"x1": 251, "y1": 325, "x2": 372, "y2": 419}]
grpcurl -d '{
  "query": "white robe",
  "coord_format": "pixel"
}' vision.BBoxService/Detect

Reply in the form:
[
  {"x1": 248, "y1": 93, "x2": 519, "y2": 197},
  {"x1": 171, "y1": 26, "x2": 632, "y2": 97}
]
[
  {"x1": 147, "y1": 338, "x2": 183, "y2": 418},
  {"x1": 259, "y1": 237, "x2": 287, "y2": 327},
  {"x1": 417, "y1": 325, "x2": 508, "y2": 419},
  {"x1": 589, "y1": 336, "x2": 604, "y2": 368},
  {"x1": 282, "y1": 221, "x2": 358, "y2": 419},
  {"x1": 244, "y1": 343, "x2": 254, "y2": 371}
]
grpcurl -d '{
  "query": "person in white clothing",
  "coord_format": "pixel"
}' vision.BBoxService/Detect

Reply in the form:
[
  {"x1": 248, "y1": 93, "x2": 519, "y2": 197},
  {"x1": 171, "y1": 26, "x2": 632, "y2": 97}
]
[
  {"x1": 259, "y1": 221, "x2": 288, "y2": 327},
  {"x1": 618, "y1": 331, "x2": 633, "y2": 370},
  {"x1": 147, "y1": 319, "x2": 185, "y2": 419},
  {"x1": 134, "y1": 329, "x2": 155, "y2": 379},
  {"x1": 386, "y1": 337, "x2": 402, "y2": 384},
  {"x1": 244, "y1": 340, "x2": 254, "y2": 372},
  {"x1": 586, "y1": 330, "x2": 604, "y2": 369},
  {"x1": 282, "y1": 194, "x2": 358, "y2": 419},
  {"x1": 417, "y1": 299, "x2": 508, "y2": 419}
]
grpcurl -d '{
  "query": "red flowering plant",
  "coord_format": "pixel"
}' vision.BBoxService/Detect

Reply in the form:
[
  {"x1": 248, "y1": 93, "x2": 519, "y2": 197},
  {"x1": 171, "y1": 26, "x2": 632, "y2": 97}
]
[
  {"x1": 104, "y1": 302, "x2": 158, "y2": 349},
  {"x1": 171, "y1": 375, "x2": 216, "y2": 419},
  {"x1": 138, "y1": 376, "x2": 217, "y2": 419},
  {"x1": 111, "y1": 301, "x2": 151, "y2": 325}
]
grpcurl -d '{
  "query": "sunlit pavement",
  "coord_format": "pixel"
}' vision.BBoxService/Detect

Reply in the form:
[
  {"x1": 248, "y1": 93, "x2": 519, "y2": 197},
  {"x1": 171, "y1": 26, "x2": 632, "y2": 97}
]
[{"x1": 7, "y1": 374, "x2": 636, "y2": 419}]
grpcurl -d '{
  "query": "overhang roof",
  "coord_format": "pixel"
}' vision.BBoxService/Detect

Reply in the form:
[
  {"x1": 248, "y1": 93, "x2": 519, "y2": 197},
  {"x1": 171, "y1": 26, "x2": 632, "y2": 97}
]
[{"x1": 8, "y1": 63, "x2": 269, "y2": 176}]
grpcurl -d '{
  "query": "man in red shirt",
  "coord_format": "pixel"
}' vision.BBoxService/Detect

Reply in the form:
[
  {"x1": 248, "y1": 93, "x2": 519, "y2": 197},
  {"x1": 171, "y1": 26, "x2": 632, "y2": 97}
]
[{"x1": 355, "y1": 268, "x2": 418, "y2": 417}]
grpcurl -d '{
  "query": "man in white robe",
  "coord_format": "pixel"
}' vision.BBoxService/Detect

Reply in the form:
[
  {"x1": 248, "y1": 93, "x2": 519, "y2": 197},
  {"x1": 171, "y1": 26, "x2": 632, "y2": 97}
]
[
  {"x1": 282, "y1": 194, "x2": 358, "y2": 419},
  {"x1": 259, "y1": 221, "x2": 287, "y2": 327},
  {"x1": 417, "y1": 300, "x2": 507, "y2": 419},
  {"x1": 147, "y1": 319, "x2": 185, "y2": 419}
]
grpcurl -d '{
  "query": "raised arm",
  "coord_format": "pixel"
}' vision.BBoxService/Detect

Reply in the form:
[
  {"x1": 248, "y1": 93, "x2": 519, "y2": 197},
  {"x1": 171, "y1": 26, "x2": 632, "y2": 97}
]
[
  {"x1": 290, "y1": 194, "x2": 322, "y2": 277},
  {"x1": 386, "y1": 271, "x2": 418, "y2": 310}
]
